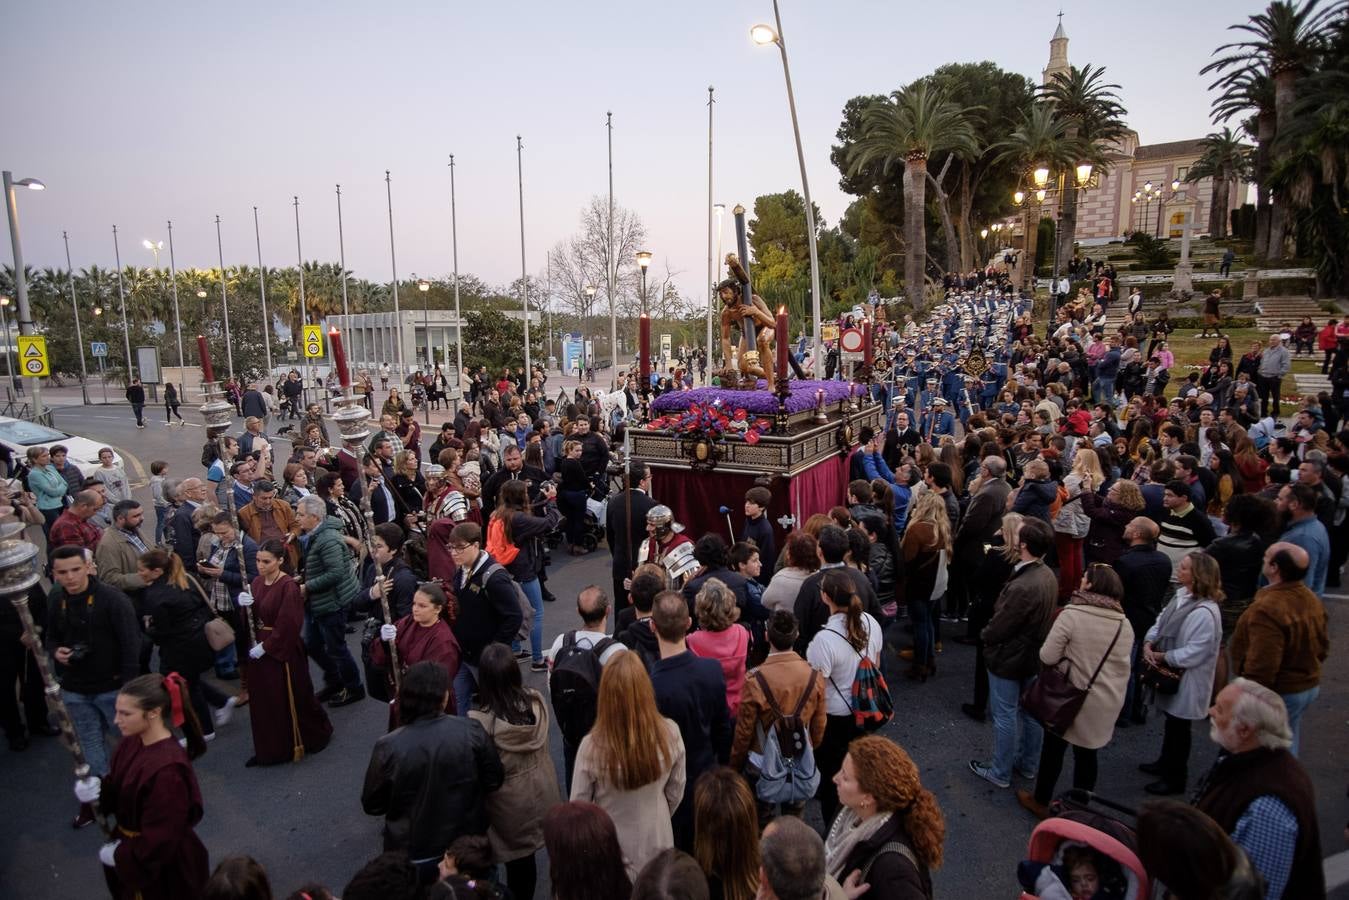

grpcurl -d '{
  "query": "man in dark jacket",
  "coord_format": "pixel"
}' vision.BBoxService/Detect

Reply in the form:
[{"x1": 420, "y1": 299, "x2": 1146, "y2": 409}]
[
  {"x1": 361, "y1": 660, "x2": 504, "y2": 884},
  {"x1": 682, "y1": 534, "x2": 753, "y2": 625},
  {"x1": 480, "y1": 445, "x2": 545, "y2": 514},
  {"x1": 605, "y1": 462, "x2": 656, "y2": 623},
  {"x1": 616, "y1": 571, "x2": 663, "y2": 668},
  {"x1": 951, "y1": 457, "x2": 1011, "y2": 631},
  {"x1": 793, "y1": 526, "x2": 882, "y2": 652},
  {"x1": 240, "y1": 383, "x2": 268, "y2": 420},
  {"x1": 1113, "y1": 516, "x2": 1173, "y2": 725},
  {"x1": 446, "y1": 521, "x2": 524, "y2": 715},
  {"x1": 297, "y1": 495, "x2": 365, "y2": 707},
  {"x1": 970, "y1": 517, "x2": 1057, "y2": 789},
  {"x1": 46, "y1": 545, "x2": 140, "y2": 827},
  {"x1": 650, "y1": 590, "x2": 730, "y2": 851}
]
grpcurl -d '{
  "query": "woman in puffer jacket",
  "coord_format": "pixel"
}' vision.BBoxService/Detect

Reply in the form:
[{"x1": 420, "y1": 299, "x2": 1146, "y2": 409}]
[{"x1": 1052, "y1": 449, "x2": 1104, "y2": 601}]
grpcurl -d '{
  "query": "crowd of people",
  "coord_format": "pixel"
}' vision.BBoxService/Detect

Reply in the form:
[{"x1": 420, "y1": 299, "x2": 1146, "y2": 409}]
[{"x1": 0, "y1": 280, "x2": 1343, "y2": 900}]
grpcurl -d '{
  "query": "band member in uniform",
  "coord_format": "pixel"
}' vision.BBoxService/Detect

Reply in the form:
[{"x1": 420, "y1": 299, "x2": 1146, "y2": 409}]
[
  {"x1": 640, "y1": 505, "x2": 696, "y2": 587},
  {"x1": 921, "y1": 398, "x2": 956, "y2": 444},
  {"x1": 243, "y1": 539, "x2": 332, "y2": 766},
  {"x1": 73, "y1": 673, "x2": 210, "y2": 900}
]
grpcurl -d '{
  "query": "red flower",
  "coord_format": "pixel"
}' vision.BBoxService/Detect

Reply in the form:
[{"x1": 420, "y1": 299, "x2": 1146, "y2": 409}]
[
  {"x1": 733, "y1": 408, "x2": 748, "y2": 422},
  {"x1": 744, "y1": 430, "x2": 760, "y2": 445},
  {"x1": 753, "y1": 418, "x2": 772, "y2": 431}
]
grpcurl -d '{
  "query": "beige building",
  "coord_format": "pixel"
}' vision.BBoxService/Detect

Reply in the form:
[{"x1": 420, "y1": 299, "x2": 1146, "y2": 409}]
[{"x1": 1027, "y1": 18, "x2": 1250, "y2": 245}]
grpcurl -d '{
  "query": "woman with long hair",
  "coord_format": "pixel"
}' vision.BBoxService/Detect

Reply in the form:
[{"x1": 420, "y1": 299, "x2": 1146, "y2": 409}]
[
  {"x1": 243, "y1": 540, "x2": 332, "y2": 766},
  {"x1": 80, "y1": 673, "x2": 210, "y2": 899},
  {"x1": 381, "y1": 388, "x2": 409, "y2": 419},
  {"x1": 138, "y1": 549, "x2": 233, "y2": 741},
  {"x1": 899, "y1": 491, "x2": 951, "y2": 682},
  {"x1": 490, "y1": 479, "x2": 561, "y2": 670},
  {"x1": 369, "y1": 582, "x2": 461, "y2": 724},
  {"x1": 1081, "y1": 478, "x2": 1146, "y2": 566},
  {"x1": 1230, "y1": 432, "x2": 1268, "y2": 494},
  {"x1": 164, "y1": 381, "x2": 184, "y2": 425},
  {"x1": 280, "y1": 462, "x2": 311, "y2": 508},
  {"x1": 762, "y1": 532, "x2": 819, "y2": 611},
  {"x1": 392, "y1": 450, "x2": 426, "y2": 518},
  {"x1": 469, "y1": 643, "x2": 562, "y2": 900},
  {"x1": 543, "y1": 802, "x2": 633, "y2": 900},
  {"x1": 570, "y1": 651, "x2": 686, "y2": 879},
  {"x1": 806, "y1": 569, "x2": 883, "y2": 826},
  {"x1": 1053, "y1": 447, "x2": 1104, "y2": 601},
  {"x1": 937, "y1": 440, "x2": 964, "y2": 497},
  {"x1": 1206, "y1": 448, "x2": 1243, "y2": 520},
  {"x1": 1141, "y1": 551, "x2": 1223, "y2": 795},
  {"x1": 824, "y1": 735, "x2": 944, "y2": 899},
  {"x1": 692, "y1": 768, "x2": 759, "y2": 900},
  {"x1": 1018, "y1": 565, "x2": 1134, "y2": 820},
  {"x1": 687, "y1": 579, "x2": 750, "y2": 717},
  {"x1": 557, "y1": 439, "x2": 592, "y2": 555}
]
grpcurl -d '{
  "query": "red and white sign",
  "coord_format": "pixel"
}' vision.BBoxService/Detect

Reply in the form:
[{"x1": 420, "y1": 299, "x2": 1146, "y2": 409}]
[{"x1": 839, "y1": 327, "x2": 864, "y2": 353}]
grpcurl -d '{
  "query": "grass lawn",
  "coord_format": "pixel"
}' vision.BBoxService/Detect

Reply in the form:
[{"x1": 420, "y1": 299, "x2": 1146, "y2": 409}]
[{"x1": 1164, "y1": 327, "x2": 1323, "y2": 377}]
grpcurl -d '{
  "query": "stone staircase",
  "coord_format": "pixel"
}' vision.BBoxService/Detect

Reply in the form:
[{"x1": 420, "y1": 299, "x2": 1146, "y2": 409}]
[
  {"x1": 1294, "y1": 370, "x2": 1331, "y2": 399},
  {"x1": 1252, "y1": 296, "x2": 1331, "y2": 332}
]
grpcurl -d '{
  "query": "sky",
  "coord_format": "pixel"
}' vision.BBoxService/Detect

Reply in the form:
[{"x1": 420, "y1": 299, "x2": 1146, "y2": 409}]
[{"x1": 7, "y1": 0, "x2": 1262, "y2": 307}]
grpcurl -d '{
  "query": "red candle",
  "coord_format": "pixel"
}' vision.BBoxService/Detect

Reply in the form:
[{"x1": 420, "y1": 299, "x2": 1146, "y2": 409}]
[
  {"x1": 329, "y1": 329, "x2": 351, "y2": 388},
  {"x1": 863, "y1": 319, "x2": 873, "y2": 367},
  {"x1": 197, "y1": 335, "x2": 214, "y2": 383},
  {"x1": 775, "y1": 306, "x2": 789, "y2": 382},
  {"x1": 639, "y1": 314, "x2": 651, "y2": 388}
]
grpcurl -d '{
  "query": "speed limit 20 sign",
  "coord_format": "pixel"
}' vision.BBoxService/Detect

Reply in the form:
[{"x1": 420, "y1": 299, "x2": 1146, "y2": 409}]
[{"x1": 302, "y1": 325, "x2": 325, "y2": 358}]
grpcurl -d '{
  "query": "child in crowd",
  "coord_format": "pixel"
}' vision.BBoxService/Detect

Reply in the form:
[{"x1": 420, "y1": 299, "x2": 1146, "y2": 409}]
[{"x1": 150, "y1": 460, "x2": 169, "y2": 544}]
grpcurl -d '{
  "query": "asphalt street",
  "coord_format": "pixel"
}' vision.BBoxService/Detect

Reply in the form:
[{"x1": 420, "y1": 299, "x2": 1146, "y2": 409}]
[{"x1": 2, "y1": 400, "x2": 1347, "y2": 898}]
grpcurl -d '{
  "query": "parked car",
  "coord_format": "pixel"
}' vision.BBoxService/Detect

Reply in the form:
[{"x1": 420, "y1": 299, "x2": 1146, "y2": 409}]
[{"x1": 0, "y1": 417, "x2": 124, "y2": 478}]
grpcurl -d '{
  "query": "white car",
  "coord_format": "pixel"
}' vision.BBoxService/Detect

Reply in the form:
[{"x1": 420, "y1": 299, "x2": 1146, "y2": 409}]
[{"x1": 0, "y1": 417, "x2": 125, "y2": 478}]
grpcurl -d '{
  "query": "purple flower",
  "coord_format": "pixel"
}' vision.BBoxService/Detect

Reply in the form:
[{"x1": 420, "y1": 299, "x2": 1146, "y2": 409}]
[{"x1": 649, "y1": 380, "x2": 855, "y2": 415}]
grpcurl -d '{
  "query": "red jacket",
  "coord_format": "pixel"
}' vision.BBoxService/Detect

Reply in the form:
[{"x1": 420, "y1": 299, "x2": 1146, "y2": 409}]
[{"x1": 1318, "y1": 324, "x2": 1339, "y2": 351}]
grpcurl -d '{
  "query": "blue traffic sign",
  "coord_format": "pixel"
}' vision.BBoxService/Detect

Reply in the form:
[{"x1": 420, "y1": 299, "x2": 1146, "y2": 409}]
[{"x1": 90, "y1": 342, "x2": 108, "y2": 357}]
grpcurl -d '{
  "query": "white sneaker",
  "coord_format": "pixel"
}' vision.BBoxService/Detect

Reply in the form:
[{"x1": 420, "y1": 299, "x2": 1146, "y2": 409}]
[{"x1": 214, "y1": 695, "x2": 238, "y2": 727}]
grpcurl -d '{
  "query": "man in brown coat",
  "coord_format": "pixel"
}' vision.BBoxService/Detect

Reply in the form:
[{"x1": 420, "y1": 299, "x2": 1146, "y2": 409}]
[
  {"x1": 237, "y1": 480, "x2": 301, "y2": 570},
  {"x1": 970, "y1": 517, "x2": 1058, "y2": 789},
  {"x1": 1229, "y1": 541, "x2": 1329, "y2": 756},
  {"x1": 730, "y1": 610, "x2": 826, "y2": 784}
]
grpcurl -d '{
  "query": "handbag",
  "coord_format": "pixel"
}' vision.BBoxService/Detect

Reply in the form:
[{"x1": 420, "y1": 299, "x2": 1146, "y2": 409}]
[
  {"x1": 1021, "y1": 617, "x2": 1124, "y2": 736},
  {"x1": 1140, "y1": 657, "x2": 1184, "y2": 695},
  {"x1": 188, "y1": 574, "x2": 237, "y2": 652}
]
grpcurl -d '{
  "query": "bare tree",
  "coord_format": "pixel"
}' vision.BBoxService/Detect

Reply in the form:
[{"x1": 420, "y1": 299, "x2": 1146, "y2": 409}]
[{"x1": 547, "y1": 196, "x2": 647, "y2": 357}]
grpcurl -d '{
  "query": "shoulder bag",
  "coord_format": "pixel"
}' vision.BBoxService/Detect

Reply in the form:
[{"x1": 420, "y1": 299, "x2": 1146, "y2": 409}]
[
  {"x1": 188, "y1": 574, "x2": 237, "y2": 652},
  {"x1": 1021, "y1": 614, "x2": 1124, "y2": 736}
]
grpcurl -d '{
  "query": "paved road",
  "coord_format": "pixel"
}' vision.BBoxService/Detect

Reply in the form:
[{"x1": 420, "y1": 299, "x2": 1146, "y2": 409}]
[{"x1": 3, "y1": 403, "x2": 1348, "y2": 898}]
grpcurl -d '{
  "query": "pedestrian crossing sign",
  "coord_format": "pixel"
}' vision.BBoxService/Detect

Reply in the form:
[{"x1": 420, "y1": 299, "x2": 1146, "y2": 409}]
[
  {"x1": 303, "y1": 325, "x2": 324, "y2": 358},
  {"x1": 17, "y1": 336, "x2": 49, "y2": 377}
]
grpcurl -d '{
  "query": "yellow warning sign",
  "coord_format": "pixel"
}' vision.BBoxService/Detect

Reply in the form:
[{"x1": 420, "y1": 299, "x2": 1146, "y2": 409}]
[
  {"x1": 302, "y1": 325, "x2": 325, "y2": 358},
  {"x1": 17, "y1": 336, "x2": 49, "y2": 377}
]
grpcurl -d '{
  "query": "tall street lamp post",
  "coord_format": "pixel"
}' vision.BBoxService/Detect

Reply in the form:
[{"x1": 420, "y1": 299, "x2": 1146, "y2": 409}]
[
  {"x1": 384, "y1": 172, "x2": 405, "y2": 377},
  {"x1": 164, "y1": 223, "x2": 186, "y2": 401},
  {"x1": 1, "y1": 171, "x2": 45, "y2": 419},
  {"x1": 63, "y1": 232, "x2": 90, "y2": 404},
  {"x1": 111, "y1": 226, "x2": 134, "y2": 379},
  {"x1": 751, "y1": 8, "x2": 822, "y2": 377},
  {"x1": 516, "y1": 137, "x2": 531, "y2": 378},
  {"x1": 447, "y1": 157, "x2": 464, "y2": 383},
  {"x1": 584, "y1": 284, "x2": 597, "y2": 374},
  {"x1": 252, "y1": 206, "x2": 273, "y2": 376},
  {"x1": 214, "y1": 216, "x2": 235, "y2": 380},
  {"x1": 417, "y1": 278, "x2": 431, "y2": 424}
]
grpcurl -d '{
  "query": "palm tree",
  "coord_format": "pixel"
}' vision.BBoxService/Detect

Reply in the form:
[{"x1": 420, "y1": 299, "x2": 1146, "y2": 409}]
[
  {"x1": 1039, "y1": 65, "x2": 1129, "y2": 269},
  {"x1": 1206, "y1": 68, "x2": 1277, "y2": 252},
  {"x1": 995, "y1": 104, "x2": 1081, "y2": 283},
  {"x1": 1203, "y1": 0, "x2": 1343, "y2": 258},
  {"x1": 1186, "y1": 129, "x2": 1253, "y2": 237},
  {"x1": 847, "y1": 82, "x2": 978, "y2": 310}
]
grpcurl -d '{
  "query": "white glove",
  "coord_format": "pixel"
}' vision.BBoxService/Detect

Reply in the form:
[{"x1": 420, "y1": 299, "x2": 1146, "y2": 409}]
[
  {"x1": 236, "y1": 591, "x2": 254, "y2": 608},
  {"x1": 248, "y1": 643, "x2": 266, "y2": 660},
  {"x1": 380, "y1": 624, "x2": 397, "y2": 642},
  {"x1": 74, "y1": 776, "x2": 101, "y2": 804},
  {"x1": 98, "y1": 840, "x2": 120, "y2": 867}
]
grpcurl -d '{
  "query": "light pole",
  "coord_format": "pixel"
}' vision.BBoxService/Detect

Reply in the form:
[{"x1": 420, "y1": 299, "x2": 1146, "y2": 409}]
[
  {"x1": 636, "y1": 251, "x2": 653, "y2": 317},
  {"x1": 1, "y1": 171, "x2": 45, "y2": 419},
  {"x1": 93, "y1": 304, "x2": 107, "y2": 404},
  {"x1": 516, "y1": 136, "x2": 531, "y2": 378},
  {"x1": 606, "y1": 112, "x2": 616, "y2": 381},
  {"x1": 141, "y1": 239, "x2": 162, "y2": 268},
  {"x1": 293, "y1": 197, "x2": 310, "y2": 405},
  {"x1": 214, "y1": 216, "x2": 234, "y2": 380},
  {"x1": 751, "y1": 8, "x2": 823, "y2": 378},
  {"x1": 706, "y1": 86, "x2": 716, "y2": 369},
  {"x1": 584, "y1": 284, "x2": 597, "y2": 375},
  {"x1": 111, "y1": 226, "x2": 134, "y2": 379},
  {"x1": 447, "y1": 156, "x2": 464, "y2": 383},
  {"x1": 417, "y1": 277, "x2": 431, "y2": 424},
  {"x1": 252, "y1": 206, "x2": 273, "y2": 376},
  {"x1": 164, "y1": 223, "x2": 186, "y2": 402},
  {"x1": 335, "y1": 185, "x2": 351, "y2": 319},
  {"x1": 714, "y1": 203, "x2": 725, "y2": 366},
  {"x1": 62, "y1": 232, "x2": 90, "y2": 404},
  {"x1": 384, "y1": 171, "x2": 405, "y2": 377}
]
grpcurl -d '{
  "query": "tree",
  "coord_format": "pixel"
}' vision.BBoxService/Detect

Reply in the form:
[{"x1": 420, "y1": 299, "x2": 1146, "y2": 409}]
[
  {"x1": 546, "y1": 197, "x2": 647, "y2": 360},
  {"x1": 460, "y1": 307, "x2": 533, "y2": 373},
  {"x1": 1203, "y1": 0, "x2": 1342, "y2": 259},
  {"x1": 1185, "y1": 128, "x2": 1252, "y2": 237},
  {"x1": 846, "y1": 82, "x2": 978, "y2": 310},
  {"x1": 994, "y1": 104, "x2": 1079, "y2": 281},
  {"x1": 1039, "y1": 64, "x2": 1128, "y2": 269},
  {"x1": 747, "y1": 190, "x2": 821, "y2": 283}
]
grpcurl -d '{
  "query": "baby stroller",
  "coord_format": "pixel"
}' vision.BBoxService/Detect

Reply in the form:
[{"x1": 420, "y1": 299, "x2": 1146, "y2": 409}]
[
  {"x1": 1016, "y1": 791, "x2": 1149, "y2": 900},
  {"x1": 545, "y1": 494, "x2": 606, "y2": 553}
]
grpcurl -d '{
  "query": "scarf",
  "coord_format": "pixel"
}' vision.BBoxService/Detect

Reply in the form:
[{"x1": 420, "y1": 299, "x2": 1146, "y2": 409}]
[{"x1": 823, "y1": 807, "x2": 892, "y2": 879}]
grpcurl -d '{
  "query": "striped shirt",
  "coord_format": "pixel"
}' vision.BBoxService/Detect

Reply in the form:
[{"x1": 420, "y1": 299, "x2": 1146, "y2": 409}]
[{"x1": 1156, "y1": 504, "x2": 1215, "y2": 579}]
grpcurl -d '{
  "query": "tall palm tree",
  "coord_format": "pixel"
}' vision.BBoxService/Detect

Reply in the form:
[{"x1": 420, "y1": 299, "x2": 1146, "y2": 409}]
[
  {"x1": 1039, "y1": 65, "x2": 1128, "y2": 269},
  {"x1": 1203, "y1": 0, "x2": 1343, "y2": 258},
  {"x1": 847, "y1": 82, "x2": 979, "y2": 310},
  {"x1": 995, "y1": 104, "x2": 1081, "y2": 283},
  {"x1": 1186, "y1": 129, "x2": 1253, "y2": 237},
  {"x1": 1206, "y1": 68, "x2": 1277, "y2": 252}
]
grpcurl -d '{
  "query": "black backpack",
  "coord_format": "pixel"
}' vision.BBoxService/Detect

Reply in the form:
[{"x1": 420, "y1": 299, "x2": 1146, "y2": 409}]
[{"x1": 549, "y1": 631, "x2": 616, "y2": 747}]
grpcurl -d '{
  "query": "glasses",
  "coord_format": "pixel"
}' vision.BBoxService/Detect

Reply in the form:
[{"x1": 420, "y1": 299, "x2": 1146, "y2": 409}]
[{"x1": 448, "y1": 543, "x2": 472, "y2": 552}]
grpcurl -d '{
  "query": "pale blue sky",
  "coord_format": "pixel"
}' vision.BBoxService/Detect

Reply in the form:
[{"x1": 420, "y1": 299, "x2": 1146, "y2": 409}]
[{"x1": 7, "y1": 0, "x2": 1260, "y2": 302}]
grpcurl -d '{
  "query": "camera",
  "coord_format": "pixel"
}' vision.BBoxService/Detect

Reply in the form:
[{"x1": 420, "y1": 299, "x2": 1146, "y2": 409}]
[{"x1": 67, "y1": 644, "x2": 90, "y2": 665}]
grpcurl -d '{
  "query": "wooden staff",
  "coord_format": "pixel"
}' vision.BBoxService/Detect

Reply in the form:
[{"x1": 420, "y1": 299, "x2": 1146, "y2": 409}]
[
  {"x1": 9, "y1": 586, "x2": 114, "y2": 838},
  {"x1": 359, "y1": 469, "x2": 401, "y2": 696},
  {"x1": 218, "y1": 434, "x2": 257, "y2": 644}
]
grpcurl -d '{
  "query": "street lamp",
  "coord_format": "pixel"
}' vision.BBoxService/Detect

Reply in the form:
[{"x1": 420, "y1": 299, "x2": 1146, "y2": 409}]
[
  {"x1": 142, "y1": 239, "x2": 163, "y2": 268},
  {"x1": 2, "y1": 171, "x2": 48, "y2": 421},
  {"x1": 416, "y1": 277, "x2": 431, "y2": 423},
  {"x1": 750, "y1": 3, "x2": 823, "y2": 378},
  {"x1": 636, "y1": 251, "x2": 652, "y2": 318},
  {"x1": 584, "y1": 284, "x2": 597, "y2": 375}
]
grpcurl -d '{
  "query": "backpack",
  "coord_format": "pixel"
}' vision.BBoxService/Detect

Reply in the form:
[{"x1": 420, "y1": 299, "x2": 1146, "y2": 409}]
[
  {"x1": 824, "y1": 626, "x2": 893, "y2": 732},
  {"x1": 478, "y1": 561, "x2": 532, "y2": 644},
  {"x1": 549, "y1": 631, "x2": 617, "y2": 747},
  {"x1": 750, "y1": 669, "x2": 820, "y2": 806},
  {"x1": 1048, "y1": 483, "x2": 1070, "y2": 519},
  {"x1": 486, "y1": 517, "x2": 520, "y2": 566}
]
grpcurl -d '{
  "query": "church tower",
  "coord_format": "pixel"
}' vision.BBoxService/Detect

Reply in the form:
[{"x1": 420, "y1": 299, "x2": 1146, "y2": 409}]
[{"x1": 1042, "y1": 14, "x2": 1070, "y2": 86}]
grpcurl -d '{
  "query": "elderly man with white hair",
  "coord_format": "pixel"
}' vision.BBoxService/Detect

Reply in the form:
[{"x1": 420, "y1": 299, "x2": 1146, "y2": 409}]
[{"x1": 1192, "y1": 678, "x2": 1325, "y2": 900}]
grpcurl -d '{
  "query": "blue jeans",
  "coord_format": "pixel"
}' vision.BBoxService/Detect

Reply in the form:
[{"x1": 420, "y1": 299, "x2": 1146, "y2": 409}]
[
  {"x1": 305, "y1": 608, "x2": 362, "y2": 692},
  {"x1": 1092, "y1": 377, "x2": 1117, "y2": 406},
  {"x1": 1122, "y1": 634, "x2": 1145, "y2": 719},
  {"x1": 988, "y1": 672, "x2": 1043, "y2": 783},
  {"x1": 1280, "y1": 686, "x2": 1319, "y2": 757},
  {"x1": 910, "y1": 595, "x2": 936, "y2": 669},
  {"x1": 154, "y1": 506, "x2": 169, "y2": 545},
  {"x1": 63, "y1": 689, "x2": 118, "y2": 776},
  {"x1": 453, "y1": 661, "x2": 479, "y2": 718}
]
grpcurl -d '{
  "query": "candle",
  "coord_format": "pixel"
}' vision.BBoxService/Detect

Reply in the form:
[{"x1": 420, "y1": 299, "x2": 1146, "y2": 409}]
[
  {"x1": 197, "y1": 335, "x2": 214, "y2": 384},
  {"x1": 775, "y1": 306, "x2": 789, "y2": 383},
  {"x1": 863, "y1": 319, "x2": 873, "y2": 368},
  {"x1": 329, "y1": 329, "x2": 350, "y2": 388},
  {"x1": 639, "y1": 313, "x2": 651, "y2": 388}
]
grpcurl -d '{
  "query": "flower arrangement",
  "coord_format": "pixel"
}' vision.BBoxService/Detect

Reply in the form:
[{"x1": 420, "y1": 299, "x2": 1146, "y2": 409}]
[
  {"x1": 647, "y1": 400, "x2": 774, "y2": 445},
  {"x1": 649, "y1": 379, "x2": 859, "y2": 416}
]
